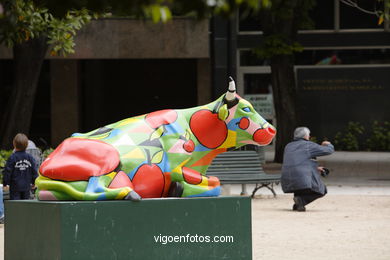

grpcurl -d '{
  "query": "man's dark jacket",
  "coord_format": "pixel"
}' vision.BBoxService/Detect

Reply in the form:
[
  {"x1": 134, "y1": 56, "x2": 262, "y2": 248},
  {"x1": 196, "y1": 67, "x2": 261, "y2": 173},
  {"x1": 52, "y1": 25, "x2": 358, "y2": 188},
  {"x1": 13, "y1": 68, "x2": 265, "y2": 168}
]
[{"x1": 281, "y1": 139, "x2": 334, "y2": 195}]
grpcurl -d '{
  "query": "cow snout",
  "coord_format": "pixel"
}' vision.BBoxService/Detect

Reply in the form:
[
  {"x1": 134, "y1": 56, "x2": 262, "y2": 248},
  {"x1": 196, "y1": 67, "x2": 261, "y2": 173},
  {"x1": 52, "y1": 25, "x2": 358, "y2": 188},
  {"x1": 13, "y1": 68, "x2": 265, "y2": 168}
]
[{"x1": 253, "y1": 127, "x2": 276, "y2": 145}]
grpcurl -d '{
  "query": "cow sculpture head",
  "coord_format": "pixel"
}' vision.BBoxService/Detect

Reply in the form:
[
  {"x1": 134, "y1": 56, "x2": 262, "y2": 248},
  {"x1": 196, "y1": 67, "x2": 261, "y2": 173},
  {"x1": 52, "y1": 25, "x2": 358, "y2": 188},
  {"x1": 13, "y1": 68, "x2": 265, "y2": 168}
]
[{"x1": 189, "y1": 77, "x2": 275, "y2": 151}]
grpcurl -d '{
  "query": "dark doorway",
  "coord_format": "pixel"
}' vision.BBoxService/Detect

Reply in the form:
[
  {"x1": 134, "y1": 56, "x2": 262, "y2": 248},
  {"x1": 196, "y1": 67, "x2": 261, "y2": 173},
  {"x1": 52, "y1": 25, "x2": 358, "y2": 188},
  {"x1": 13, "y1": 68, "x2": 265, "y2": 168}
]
[{"x1": 80, "y1": 59, "x2": 198, "y2": 131}]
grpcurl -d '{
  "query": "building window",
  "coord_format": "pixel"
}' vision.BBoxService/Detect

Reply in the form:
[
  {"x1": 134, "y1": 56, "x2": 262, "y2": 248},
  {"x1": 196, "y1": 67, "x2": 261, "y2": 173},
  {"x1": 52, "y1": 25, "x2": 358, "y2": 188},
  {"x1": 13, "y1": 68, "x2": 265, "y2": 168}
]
[
  {"x1": 238, "y1": 0, "x2": 386, "y2": 33},
  {"x1": 340, "y1": 0, "x2": 384, "y2": 29},
  {"x1": 307, "y1": 0, "x2": 335, "y2": 30},
  {"x1": 238, "y1": 8, "x2": 262, "y2": 32},
  {"x1": 295, "y1": 49, "x2": 390, "y2": 65},
  {"x1": 240, "y1": 50, "x2": 269, "y2": 66},
  {"x1": 244, "y1": 74, "x2": 272, "y2": 94}
]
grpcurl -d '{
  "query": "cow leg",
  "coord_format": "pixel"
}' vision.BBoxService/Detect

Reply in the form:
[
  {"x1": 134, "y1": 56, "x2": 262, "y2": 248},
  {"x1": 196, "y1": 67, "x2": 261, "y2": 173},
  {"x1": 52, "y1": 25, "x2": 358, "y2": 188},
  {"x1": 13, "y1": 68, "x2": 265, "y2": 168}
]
[
  {"x1": 181, "y1": 176, "x2": 221, "y2": 197},
  {"x1": 108, "y1": 171, "x2": 141, "y2": 201},
  {"x1": 168, "y1": 182, "x2": 184, "y2": 197},
  {"x1": 87, "y1": 171, "x2": 141, "y2": 201},
  {"x1": 170, "y1": 167, "x2": 221, "y2": 197},
  {"x1": 35, "y1": 172, "x2": 141, "y2": 201}
]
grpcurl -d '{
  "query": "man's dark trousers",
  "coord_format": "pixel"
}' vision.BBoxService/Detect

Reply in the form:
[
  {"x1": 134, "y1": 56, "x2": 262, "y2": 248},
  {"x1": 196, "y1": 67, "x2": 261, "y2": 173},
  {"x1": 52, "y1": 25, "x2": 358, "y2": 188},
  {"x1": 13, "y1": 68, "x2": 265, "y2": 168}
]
[{"x1": 294, "y1": 187, "x2": 327, "y2": 206}]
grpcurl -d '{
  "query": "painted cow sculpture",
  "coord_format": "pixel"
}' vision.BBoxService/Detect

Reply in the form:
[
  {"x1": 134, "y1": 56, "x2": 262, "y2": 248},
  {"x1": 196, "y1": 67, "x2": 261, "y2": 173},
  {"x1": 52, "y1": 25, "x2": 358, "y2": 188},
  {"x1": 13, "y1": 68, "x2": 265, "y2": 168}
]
[{"x1": 36, "y1": 78, "x2": 276, "y2": 201}]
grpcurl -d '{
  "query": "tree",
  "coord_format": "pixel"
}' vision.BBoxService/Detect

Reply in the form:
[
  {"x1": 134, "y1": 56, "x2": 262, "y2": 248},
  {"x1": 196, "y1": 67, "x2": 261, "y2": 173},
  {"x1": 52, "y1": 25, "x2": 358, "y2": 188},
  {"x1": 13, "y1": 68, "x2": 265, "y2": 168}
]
[
  {"x1": 0, "y1": 0, "x2": 102, "y2": 148},
  {"x1": 0, "y1": 0, "x2": 268, "y2": 149},
  {"x1": 253, "y1": 0, "x2": 314, "y2": 163}
]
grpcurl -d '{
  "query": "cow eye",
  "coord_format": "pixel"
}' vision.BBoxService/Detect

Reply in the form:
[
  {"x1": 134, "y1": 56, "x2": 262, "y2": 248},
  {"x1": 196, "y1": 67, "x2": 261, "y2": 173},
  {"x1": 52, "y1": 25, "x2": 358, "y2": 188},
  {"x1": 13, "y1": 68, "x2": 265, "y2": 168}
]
[{"x1": 242, "y1": 107, "x2": 251, "y2": 112}]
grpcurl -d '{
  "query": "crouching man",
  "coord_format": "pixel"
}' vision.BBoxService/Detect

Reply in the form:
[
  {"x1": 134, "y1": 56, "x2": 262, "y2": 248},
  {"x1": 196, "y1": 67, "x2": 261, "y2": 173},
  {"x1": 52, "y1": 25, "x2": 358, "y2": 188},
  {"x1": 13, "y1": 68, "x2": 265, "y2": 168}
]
[{"x1": 281, "y1": 127, "x2": 334, "y2": 212}]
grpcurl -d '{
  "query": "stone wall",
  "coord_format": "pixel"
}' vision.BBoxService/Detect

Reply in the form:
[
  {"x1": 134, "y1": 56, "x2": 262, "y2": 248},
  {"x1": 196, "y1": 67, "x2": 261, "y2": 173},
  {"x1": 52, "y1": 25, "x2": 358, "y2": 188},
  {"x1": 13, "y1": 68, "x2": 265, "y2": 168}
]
[{"x1": 0, "y1": 18, "x2": 209, "y2": 59}]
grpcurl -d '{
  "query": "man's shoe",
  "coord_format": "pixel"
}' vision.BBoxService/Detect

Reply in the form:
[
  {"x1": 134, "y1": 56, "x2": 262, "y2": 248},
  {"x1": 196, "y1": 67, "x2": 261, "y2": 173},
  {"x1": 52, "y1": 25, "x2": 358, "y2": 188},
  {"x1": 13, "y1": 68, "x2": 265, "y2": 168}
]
[{"x1": 293, "y1": 196, "x2": 306, "y2": 212}]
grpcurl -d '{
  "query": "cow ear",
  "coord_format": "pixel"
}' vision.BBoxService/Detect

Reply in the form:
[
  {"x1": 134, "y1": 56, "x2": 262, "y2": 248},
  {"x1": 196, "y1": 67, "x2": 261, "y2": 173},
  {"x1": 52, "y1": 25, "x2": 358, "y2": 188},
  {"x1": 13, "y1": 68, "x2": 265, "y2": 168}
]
[{"x1": 218, "y1": 104, "x2": 229, "y2": 121}]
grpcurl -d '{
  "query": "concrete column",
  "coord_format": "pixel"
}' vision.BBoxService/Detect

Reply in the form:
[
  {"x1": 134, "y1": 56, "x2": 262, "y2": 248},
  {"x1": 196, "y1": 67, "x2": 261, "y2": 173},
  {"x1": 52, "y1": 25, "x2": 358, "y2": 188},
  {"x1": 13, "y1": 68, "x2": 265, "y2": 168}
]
[
  {"x1": 210, "y1": 16, "x2": 237, "y2": 99},
  {"x1": 50, "y1": 60, "x2": 80, "y2": 146}
]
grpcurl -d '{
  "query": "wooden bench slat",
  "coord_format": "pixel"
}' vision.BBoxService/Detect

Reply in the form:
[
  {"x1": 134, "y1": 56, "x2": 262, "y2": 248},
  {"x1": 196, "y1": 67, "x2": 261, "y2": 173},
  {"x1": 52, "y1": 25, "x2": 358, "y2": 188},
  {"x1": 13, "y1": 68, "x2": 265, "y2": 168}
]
[
  {"x1": 206, "y1": 150, "x2": 280, "y2": 197},
  {"x1": 215, "y1": 173, "x2": 280, "y2": 180},
  {"x1": 208, "y1": 165, "x2": 264, "y2": 169},
  {"x1": 208, "y1": 170, "x2": 264, "y2": 175}
]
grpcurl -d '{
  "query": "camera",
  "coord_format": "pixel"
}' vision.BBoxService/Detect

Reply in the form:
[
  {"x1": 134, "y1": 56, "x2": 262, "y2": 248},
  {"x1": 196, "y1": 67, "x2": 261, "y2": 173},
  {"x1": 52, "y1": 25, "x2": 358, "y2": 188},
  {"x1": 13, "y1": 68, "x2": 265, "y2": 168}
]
[{"x1": 320, "y1": 167, "x2": 330, "y2": 177}]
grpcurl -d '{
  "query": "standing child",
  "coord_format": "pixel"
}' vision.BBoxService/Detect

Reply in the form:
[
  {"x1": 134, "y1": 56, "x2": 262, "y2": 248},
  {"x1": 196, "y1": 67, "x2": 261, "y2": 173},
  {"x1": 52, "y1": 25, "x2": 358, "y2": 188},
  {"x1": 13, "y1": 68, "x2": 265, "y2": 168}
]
[{"x1": 3, "y1": 133, "x2": 38, "y2": 200}]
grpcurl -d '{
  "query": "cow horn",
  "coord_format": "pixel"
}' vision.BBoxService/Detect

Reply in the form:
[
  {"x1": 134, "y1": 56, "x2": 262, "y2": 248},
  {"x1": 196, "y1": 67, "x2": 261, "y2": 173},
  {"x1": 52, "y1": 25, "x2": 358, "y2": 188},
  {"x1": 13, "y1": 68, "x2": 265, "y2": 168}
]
[{"x1": 226, "y1": 76, "x2": 236, "y2": 101}]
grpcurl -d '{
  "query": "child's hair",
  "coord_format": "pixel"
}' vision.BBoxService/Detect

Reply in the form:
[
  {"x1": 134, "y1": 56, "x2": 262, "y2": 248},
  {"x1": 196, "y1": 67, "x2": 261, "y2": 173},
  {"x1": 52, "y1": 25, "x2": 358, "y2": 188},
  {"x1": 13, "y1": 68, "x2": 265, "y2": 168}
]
[{"x1": 13, "y1": 133, "x2": 29, "y2": 151}]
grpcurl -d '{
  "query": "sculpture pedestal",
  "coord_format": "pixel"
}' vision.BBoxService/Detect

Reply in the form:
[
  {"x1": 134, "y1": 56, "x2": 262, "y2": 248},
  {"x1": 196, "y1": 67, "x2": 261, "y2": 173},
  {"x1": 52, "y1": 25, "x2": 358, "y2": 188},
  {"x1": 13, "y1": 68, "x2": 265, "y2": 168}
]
[{"x1": 5, "y1": 197, "x2": 252, "y2": 259}]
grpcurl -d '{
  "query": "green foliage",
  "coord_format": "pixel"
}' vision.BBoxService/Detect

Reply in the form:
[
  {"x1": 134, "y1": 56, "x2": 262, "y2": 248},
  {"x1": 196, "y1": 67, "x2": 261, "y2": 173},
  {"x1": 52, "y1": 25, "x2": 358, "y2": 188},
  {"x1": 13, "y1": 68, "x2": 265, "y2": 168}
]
[
  {"x1": 250, "y1": 0, "x2": 314, "y2": 58},
  {"x1": 205, "y1": 0, "x2": 270, "y2": 15},
  {"x1": 169, "y1": 0, "x2": 270, "y2": 19},
  {"x1": 334, "y1": 122, "x2": 365, "y2": 151},
  {"x1": 0, "y1": 149, "x2": 12, "y2": 168},
  {"x1": 366, "y1": 121, "x2": 390, "y2": 151},
  {"x1": 252, "y1": 34, "x2": 303, "y2": 58},
  {"x1": 0, "y1": 149, "x2": 12, "y2": 183},
  {"x1": 47, "y1": 9, "x2": 92, "y2": 56},
  {"x1": 309, "y1": 136, "x2": 318, "y2": 144},
  {"x1": 0, "y1": 0, "x2": 270, "y2": 56},
  {"x1": 0, "y1": 0, "x2": 93, "y2": 56},
  {"x1": 334, "y1": 121, "x2": 390, "y2": 151},
  {"x1": 42, "y1": 148, "x2": 54, "y2": 159},
  {"x1": 143, "y1": 4, "x2": 172, "y2": 23},
  {"x1": 0, "y1": 0, "x2": 49, "y2": 46}
]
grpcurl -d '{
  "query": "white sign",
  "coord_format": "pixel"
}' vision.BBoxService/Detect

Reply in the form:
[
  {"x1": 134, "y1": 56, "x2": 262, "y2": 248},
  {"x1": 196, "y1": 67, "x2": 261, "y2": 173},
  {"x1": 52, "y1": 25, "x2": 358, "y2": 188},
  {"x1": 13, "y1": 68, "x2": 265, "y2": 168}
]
[{"x1": 244, "y1": 94, "x2": 274, "y2": 117}]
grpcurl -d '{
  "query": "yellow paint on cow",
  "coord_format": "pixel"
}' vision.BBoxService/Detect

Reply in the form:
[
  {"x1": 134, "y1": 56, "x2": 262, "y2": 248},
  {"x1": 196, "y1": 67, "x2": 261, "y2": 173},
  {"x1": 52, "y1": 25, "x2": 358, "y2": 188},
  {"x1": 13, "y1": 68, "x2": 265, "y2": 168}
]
[
  {"x1": 220, "y1": 130, "x2": 237, "y2": 148},
  {"x1": 116, "y1": 118, "x2": 141, "y2": 127},
  {"x1": 106, "y1": 172, "x2": 117, "y2": 180},
  {"x1": 115, "y1": 187, "x2": 132, "y2": 199},
  {"x1": 172, "y1": 158, "x2": 191, "y2": 175},
  {"x1": 121, "y1": 147, "x2": 145, "y2": 159},
  {"x1": 199, "y1": 175, "x2": 209, "y2": 188},
  {"x1": 86, "y1": 132, "x2": 110, "y2": 140}
]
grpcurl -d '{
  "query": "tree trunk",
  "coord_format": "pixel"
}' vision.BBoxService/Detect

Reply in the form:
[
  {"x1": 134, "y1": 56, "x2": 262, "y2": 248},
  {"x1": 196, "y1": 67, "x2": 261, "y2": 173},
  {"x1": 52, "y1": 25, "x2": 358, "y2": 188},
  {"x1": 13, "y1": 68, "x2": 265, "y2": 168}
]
[
  {"x1": 270, "y1": 55, "x2": 299, "y2": 163},
  {"x1": 258, "y1": 0, "x2": 307, "y2": 163},
  {"x1": 0, "y1": 37, "x2": 48, "y2": 149}
]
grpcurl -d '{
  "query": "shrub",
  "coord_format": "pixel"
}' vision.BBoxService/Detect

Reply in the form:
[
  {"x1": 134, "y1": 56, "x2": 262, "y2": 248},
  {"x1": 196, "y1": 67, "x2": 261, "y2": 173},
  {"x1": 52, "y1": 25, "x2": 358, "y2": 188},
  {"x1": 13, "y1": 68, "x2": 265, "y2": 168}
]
[
  {"x1": 309, "y1": 136, "x2": 318, "y2": 143},
  {"x1": 334, "y1": 122, "x2": 365, "y2": 151},
  {"x1": 366, "y1": 121, "x2": 390, "y2": 151},
  {"x1": 0, "y1": 150, "x2": 13, "y2": 168},
  {"x1": 42, "y1": 148, "x2": 54, "y2": 159},
  {"x1": 0, "y1": 150, "x2": 13, "y2": 184}
]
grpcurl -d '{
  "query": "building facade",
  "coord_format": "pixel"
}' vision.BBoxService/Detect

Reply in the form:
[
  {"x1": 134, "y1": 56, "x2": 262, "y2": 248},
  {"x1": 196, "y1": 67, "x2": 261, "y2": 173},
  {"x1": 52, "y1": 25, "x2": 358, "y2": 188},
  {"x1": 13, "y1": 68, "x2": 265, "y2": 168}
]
[
  {"x1": 1, "y1": 1, "x2": 390, "y2": 148},
  {"x1": 0, "y1": 18, "x2": 212, "y2": 147},
  {"x1": 231, "y1": 0, "x2": 390, "y2": 141}
]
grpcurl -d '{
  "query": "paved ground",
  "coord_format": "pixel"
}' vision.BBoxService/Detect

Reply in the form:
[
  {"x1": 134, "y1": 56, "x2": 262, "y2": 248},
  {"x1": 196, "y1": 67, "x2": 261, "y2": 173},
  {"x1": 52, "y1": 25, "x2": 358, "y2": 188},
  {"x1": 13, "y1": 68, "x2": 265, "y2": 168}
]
[
  {"x1": 229, "y1": 149, "x2": 390, "y2": 260},
  {"x1": 222, "y1": 175, "x2": 390, "y2": 260},
  {"x1": 252, "y1": 194, "x2": 390, "y2": 260}
]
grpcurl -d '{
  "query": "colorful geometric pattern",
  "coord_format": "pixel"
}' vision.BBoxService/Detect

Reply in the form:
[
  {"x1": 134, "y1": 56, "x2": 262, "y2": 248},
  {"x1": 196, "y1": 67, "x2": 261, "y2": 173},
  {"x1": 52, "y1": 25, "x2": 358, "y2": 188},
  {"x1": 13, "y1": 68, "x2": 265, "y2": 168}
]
[{"x1": 36, "y1": 78, "x2": 276, "y2": 201}]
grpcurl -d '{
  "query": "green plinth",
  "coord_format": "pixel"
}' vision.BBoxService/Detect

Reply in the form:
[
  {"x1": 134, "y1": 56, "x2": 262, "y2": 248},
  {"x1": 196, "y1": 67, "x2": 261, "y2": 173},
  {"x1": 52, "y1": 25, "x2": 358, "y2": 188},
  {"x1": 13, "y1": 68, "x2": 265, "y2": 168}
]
[{"x1": 5, "y1": 197, "x2": 252, "y2": 260}]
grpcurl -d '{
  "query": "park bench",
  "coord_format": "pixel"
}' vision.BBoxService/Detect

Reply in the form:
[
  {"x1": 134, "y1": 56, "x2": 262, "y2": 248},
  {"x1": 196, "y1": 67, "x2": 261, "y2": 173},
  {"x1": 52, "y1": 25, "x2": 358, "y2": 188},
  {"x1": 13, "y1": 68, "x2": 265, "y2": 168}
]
[{"x1": 207, "y1": 150, "x2": 281, "y2": 198}]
